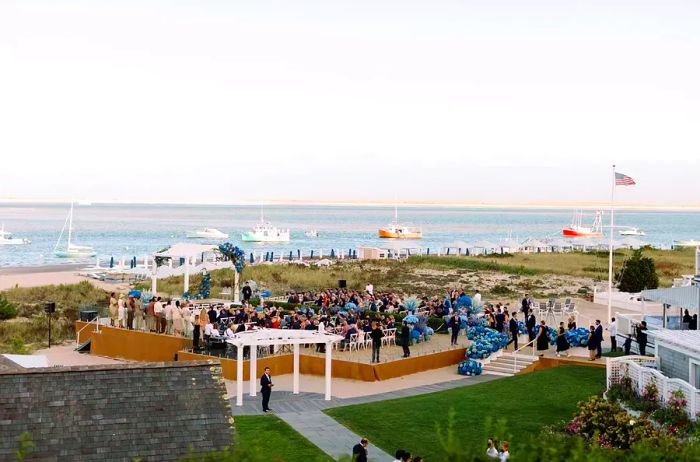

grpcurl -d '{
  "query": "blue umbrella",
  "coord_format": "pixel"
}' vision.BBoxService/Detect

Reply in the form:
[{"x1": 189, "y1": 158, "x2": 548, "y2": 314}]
[
  {"x1": 128, "y1": 290, "x2": 141, "y2": 298},
  {"x1": 109, "y1": 256, "x2": 114, "y2": 268},
  {"x1": 404, "y1": 315, "x2": 419, "y2": 324}
]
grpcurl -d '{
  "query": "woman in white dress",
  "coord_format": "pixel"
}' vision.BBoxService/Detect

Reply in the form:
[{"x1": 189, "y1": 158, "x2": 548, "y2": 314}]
[{"x1": 117, "y1": 294, "x2": 127, "y2": 328}]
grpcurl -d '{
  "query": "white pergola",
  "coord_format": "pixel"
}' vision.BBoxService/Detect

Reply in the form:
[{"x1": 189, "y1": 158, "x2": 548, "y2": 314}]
[
  {"x1": 226, "y1": 329, "x2": 343, "y2": 406},
  {"x1": 152, "y1": 243, "x2": 218, "y2": 294}
]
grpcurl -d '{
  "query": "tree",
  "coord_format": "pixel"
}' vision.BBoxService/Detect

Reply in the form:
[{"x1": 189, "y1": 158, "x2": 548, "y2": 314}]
[
  {"x1": 617, "y1": 249, "x2": 659, "y2": 293},
  {"x1": 0, "y1": 295, "x2": 17, "y2": 320}
]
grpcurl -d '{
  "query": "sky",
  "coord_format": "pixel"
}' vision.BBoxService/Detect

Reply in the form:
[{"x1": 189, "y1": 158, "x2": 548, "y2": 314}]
[{"x1": 0, "y1": 0, "x2": 698, "y2": 206}]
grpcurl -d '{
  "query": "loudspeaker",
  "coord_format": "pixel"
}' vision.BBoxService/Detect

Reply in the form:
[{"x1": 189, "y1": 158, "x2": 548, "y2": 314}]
[
  {"x1": 338, "y1": 279, "x2": 347, "y2": 288},
  {"x1": 44, "y1": 302, "x2": 56, "y2": 314}
]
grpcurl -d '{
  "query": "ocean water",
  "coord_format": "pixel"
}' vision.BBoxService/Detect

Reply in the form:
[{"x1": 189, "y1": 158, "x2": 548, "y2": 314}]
[{"x1": 0, "y1": 203, "x2": 699, "y2": 267}]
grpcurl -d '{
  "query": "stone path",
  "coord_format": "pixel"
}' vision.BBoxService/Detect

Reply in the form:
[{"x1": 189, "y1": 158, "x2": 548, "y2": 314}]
[{"x1": 230, "y1": 374, "x2": 498, "y2": 461}]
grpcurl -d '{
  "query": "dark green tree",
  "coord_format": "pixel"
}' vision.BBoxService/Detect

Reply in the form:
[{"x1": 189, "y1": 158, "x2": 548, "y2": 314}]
[
  {"x1": 617, "y1": 249, "x2": 659, "y2": 293},
  {"x1": 0, "y1": 294, "x2": 17, "y2": 320}
]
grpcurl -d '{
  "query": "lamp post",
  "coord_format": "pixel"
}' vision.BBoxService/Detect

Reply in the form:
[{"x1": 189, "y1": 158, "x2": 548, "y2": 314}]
[{"x1": 44, "y1": 302, "x2": 56, "y2": 348}]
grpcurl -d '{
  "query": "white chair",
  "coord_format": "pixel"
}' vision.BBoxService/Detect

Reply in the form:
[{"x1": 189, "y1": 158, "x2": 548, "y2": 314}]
[
  {"x1": 347, "y1": 333, "x2": 360, "y2": 352},
  {"x1": 384, "y1": 328, "x2": 396, "y2": 346},
  {"x1": 364, "y1": 331, "x2": 373, "y2": 349}
]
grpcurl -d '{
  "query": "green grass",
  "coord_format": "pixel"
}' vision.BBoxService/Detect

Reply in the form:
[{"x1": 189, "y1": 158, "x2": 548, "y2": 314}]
[
  {"x1": 325, "y1": 366, "x2": 606, "y2": 461},
  {"x1": 406, "y1": 255, "x2": 540, "y2": 276},
  {"x1": 234, "y1": 415, "x2": 333, "y2": 462}
]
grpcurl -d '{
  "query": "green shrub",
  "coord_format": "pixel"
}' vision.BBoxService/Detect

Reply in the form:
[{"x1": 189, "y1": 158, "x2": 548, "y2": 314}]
[
  {"x1": 617, "y1": 250, "x2": 659, "y2": 293},
  {"x1": 0, "y1": 295, "x2": 18, "y2": 320}
]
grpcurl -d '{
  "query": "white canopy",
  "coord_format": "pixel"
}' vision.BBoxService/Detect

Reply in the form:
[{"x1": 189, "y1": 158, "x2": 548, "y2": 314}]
[
  {"x1": 154, "y1": 243, "x2": 217, "y2": 258},
  {"x1": 227, "y1": 328, "x2": 343, "y2": 406}
]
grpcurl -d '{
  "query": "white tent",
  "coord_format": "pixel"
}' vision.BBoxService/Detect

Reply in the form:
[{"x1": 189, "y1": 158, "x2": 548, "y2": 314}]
[
  {"x1": 152, "y1": 243, "x2": 218, "y2": 295},
  {"x1": 226, "y1": 329, "x2": 343, "y2": 406}
]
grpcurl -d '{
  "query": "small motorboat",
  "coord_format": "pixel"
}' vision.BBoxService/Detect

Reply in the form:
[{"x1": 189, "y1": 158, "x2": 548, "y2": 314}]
[
  {"x1": 619, "y1": 227, "x2": 645, "y2": 236},
  {"x1": 378, "y1": 204, "x2": 423, "y2": 239},
  {"x1": 304, "y1": 230, "x2": 320, "y2": 238},
  {"x1": 186, "y1": 228, "x2": 229, "y2": 239},
  {"x1": 0, "y1": 225, "x2": 31, "y2": 245}
]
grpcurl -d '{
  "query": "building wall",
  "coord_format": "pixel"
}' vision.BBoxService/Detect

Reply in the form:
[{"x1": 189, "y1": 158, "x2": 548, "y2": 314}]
[{"x1": 658, "y1": 344, "x2": 691, "y2": 382}]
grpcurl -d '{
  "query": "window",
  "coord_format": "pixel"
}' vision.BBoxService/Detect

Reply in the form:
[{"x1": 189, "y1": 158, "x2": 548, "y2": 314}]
[{"x1": 691, "y1": 359, "x2": 700, "y2": 388}]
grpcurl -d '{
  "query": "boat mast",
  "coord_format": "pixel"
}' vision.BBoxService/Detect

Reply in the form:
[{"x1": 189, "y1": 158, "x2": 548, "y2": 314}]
[
  {"x1": 260, "y1": 203, "x2": 264, "y2": 223},
  {"x1": 394, "y1": 201, "x2": 398, "y2": 223},
  {"x1": 67, "y1": 202, "x2": 74, "y2": 248}
]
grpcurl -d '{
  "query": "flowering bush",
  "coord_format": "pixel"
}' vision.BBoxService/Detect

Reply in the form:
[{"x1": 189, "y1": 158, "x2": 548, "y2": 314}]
[
  {"x1": 564, "y1": 328, "x2": 590, "y2": 347},
  {"x1": 565, "y1": 396, "x2": 661, "y2": 449},
  {"x1": 465, "y1": 326, "x2": 508, "y2": 360},
  {"x1": 652, "y1": 390, "x2": 691, "y2": 432},
  {"x1": 457, "y1": 359, "x2": 482, "y2": 376}
]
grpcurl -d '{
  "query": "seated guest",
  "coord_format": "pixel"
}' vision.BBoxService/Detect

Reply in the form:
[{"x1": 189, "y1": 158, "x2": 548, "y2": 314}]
[
  {"x1": 207, "y1": 307, "x2": 218, "y2": 324},
  {"x1": 224, "y1": 325, "x2": 235, "y2": 339}
]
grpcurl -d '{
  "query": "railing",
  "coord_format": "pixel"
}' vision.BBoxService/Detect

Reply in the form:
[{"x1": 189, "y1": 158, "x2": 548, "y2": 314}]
[
  {"x1": 511, "y1": 337, "x2": 537, "y2": 374},
  {"x1": 607, "y1": 356, "x2": 699, "y2": 420},
  {"x1": 75, "y1": 315, "x2": 101, "y2": 346}
]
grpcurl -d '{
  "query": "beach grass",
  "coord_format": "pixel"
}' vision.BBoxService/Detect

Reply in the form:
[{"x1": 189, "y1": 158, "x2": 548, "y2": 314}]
[
  {"x1": 234, "y1": 415, "x2": 333, "y2": 462},
  {"x1": 325, "y1": 366, "x2": 606, "y2": 461}
]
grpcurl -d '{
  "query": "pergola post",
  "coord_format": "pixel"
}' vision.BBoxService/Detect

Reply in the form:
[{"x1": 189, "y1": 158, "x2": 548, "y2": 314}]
[
  {"x1": 236, "y1": 342, "x2": 244, "y2": 406},
  {"x1": 325, "y1": 341, "x2": 332, "y2": 401},
  {"x1": 184, "y1": 257, "x2": 190, "y2": 294},
  {"x1": 293, "y1": 343, "x2": 300, "y2": 394},
  {"x1": 249, "y1": 341, "x2": 257, "y2": 397},
  {"x1": 151, "y1": 260, "x2": 157, "y2": 295}
]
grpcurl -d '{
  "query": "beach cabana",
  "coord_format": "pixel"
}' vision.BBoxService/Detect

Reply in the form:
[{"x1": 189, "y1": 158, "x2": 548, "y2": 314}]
[
  {"x1": 152, "y1": 243, "x2": 218, "y2": 295},
  {"x1": 547, "y1": 238, "x2": 574, "y2": 253},
  {"x1": 498, "y1": 238, "x2": 521, "y2": 254},
  {"x1": 469, "y1": 240, "x2": 500, "y2": 256},
  {"x1": 619, "y1": 237, "x2": 648, "y2": 250},
  {"x1": 520, "y1": 238, "x2": 550, "y2": 253},
  {"x1": 227, "y1": 329, "x2": 343, "y2": 406},
  {"x1": 443, "y1": 240, "x2": 470, "y2": 256}
]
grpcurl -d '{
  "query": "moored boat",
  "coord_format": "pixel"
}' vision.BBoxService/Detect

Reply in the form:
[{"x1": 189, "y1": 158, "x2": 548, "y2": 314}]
[
  {"x1": 186, "y1": 228, "x2": 229, "y2": 239},
  {"x1": 304, "y1": 230, "x2": 320, "y2": 238},
  {"x1": 0, "y1": 225, "x2": 31, "y2": 245},
  {"x1": 619, "y1": 227, "x2": 645, "y2": 236},
  {"x1": 673, "y1": 239, "x2": 700, "y2": 248},
  {"x1": 54, "y1": 202, "x2": 96, "y2": 258},
  {"x1": 240, "y1": 205, "x2": 290, "y2": 242},
  {"x1": 378, "y1": 204, "x2": 422, "y2": 239},
  {"x1": 562, "y1": 211, "x2": 603, "y2": 238}
]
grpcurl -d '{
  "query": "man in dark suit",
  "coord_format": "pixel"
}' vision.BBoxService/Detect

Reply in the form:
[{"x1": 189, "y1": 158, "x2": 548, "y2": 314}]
[
  {"x1": 594, "y1": 320, "x2": 604, "y2": 358},
  {"x1": 508, "y1": 313, "x2": 519, "y2": 350},
  {"x1": 526, "y1": 309, "x2": 536, "y2": 342},
  {"x1": 352, "y1": 438, "x2": 368, "y2": 462},
  {"x1": 260, "y1": 366, "x2": 273, "y2": 412},
  {"x1": 449, "y1": 313, "x2": 461, "y2": 346}
]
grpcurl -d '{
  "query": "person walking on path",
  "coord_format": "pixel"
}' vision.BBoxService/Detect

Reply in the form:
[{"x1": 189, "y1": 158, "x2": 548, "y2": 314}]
[
  {"x1": 507, "y1": 313, "x2": 519, "y2": 351},
  {"x1": 260, "y1": 366, "x2": 273, "y2": 412},
  {"x1": 449, "y1": 312, "x2": 461, "y2": 346},
  {"x1": 636, "y1": 321, "x2": 648, "y2": 356},
  {"x1": 352, "y1": 438, "x2": 369, "y2": 462},
  {"x1": 594, "y1": 320, "x2": 603, "y2": 358},
  {"x1": 526, "y1": 309, "x2": 536, "y2": 342},
  {"x1": 369, "y1": 321, "x2": 384, "y2": 363},
  {"x1": 401, "y1": 321, "x2": 411, "y2": 358},
  {"x1": 587, "y1": 325, "x2": 598, "y2": 360},
  {"x1": 556, "y1": 322, "x2": 570, "y2": 357},
  {"x1": 608, "y1": 317, "x2": 618, "y2": 352},
  {"x1": 536, "y1": 320, "x2": 549, "y2": 356}
]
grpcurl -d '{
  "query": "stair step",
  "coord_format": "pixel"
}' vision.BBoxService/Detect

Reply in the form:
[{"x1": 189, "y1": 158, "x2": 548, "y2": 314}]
[
  {"x1": 484, "y1": 364, "x2": 522, "y2": 374},
  {"x1": 492, "y1": 357, "x2": 533, "y2": 364},
  {"x1": 483, "y1": 370, "x2": 514, "y2": 377}
]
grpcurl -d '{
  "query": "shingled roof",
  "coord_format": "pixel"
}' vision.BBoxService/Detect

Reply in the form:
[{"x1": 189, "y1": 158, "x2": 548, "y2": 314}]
[{"x1": 0, "y1": 361, "x2": 233, "y2": 461}]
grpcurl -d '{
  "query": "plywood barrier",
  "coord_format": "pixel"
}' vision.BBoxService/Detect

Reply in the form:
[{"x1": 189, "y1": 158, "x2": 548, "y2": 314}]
[
  {"x1": 521, "y1": 356, "x2": 607, "y2": 374},
  {"x1": 177, "y1": 351, "x2": 294, "y2": 381},
  {"x1": 374, "y1": 348, "x2": 467, "y2": 380},
  {"x1": 75, "y1": 322, "x2": 191, "y2": 362}
]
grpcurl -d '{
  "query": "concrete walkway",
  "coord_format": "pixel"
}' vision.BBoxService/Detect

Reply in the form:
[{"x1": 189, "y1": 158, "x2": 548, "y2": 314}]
[{"x1": 230, "y1": 374, "x2": 497, "y2": 461}]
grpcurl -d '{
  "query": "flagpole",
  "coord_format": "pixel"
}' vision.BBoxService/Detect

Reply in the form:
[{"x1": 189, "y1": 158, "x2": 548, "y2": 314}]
[{"x1": 607, "y1": 164, "x2": 615, "y2": 323}]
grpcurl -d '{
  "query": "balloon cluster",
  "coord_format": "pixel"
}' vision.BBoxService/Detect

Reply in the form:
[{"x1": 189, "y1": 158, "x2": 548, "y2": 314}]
[
  {"x1": 466, "y1": 326, "x2": 508, "y2": 360},
  {"x1": 198, "y1": 272, "x2": 211, "y2": 299},
  {"x1": 564, "y1": 327, "x2": 590, "y2": 347},
  {"x1": 457, "y1": 359, "x2": 483, "y2": 376},
  {"x1": 516, "y1": 320, "x2": 529, "y2": 335},
  {"x1": 218, "y1": 243, "x2": 246, "y2": 273}
]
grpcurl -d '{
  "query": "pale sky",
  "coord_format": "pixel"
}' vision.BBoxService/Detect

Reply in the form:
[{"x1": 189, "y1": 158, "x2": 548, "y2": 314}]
[{"x1": 1, "y1": 0, "x2": 698, "y2": 205}]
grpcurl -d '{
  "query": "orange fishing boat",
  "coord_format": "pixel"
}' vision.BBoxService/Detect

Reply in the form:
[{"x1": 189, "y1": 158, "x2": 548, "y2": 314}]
[{"x1": 378, "y1": 204, "x2": 423, "y2": 239}]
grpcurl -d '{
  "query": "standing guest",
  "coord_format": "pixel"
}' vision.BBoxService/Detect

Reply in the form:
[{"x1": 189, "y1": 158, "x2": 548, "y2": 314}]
[
  {"x1": 109, "y1": 292, "x2": 118, "y2": 326},
  {"x1": 567, "y1": 316, "x2": 577, "y2": 331},
  {"x1": 370, "y1": 321, "x2": 384, "y2": 363},
  {"x1": 690, "y1": 314, "x2": 698, "y2": 330},
  {"x1": 117, "y1": 294, "x2": 127, "y2": 328},
  {"x1": 393, "y1": 450, "x2": 406, "y2": 462},
  {"x1": 127, "y1": 296, "x2": 135, "y2": 330},
  {"x1": 154, "y1": 297, "x2": 164, "y2": 333},
  {"x1": 636, "y1": 321, "x2": 648, "y2": 356},
  {"x1": 182, "y1": 303, "x2": 192, "y2": 338},
  {"x1": 134, "y1": 295, "x2": 144, "y2": 331},
  {"x1": 526, "y1": 310, "x2": 536, "y2": 342},
  {"x1": 608, "y1": 317, "x2": 618, "y2": 352},
  {"x1": 449, "y1": 312, "x2": 461, "y2": 346},
  {"x1": 242, "y1": 283, "x2": 252, "y2": 302},
  {"x1": 594, "y1": 320, "x2": 603, "y2": 358},
  {"x1": 520, "y1": 294, "x2": 530, "y2": 319},
  {"x1": 495, "y1": 309, "x2": 506, "y2": 333},
  {"x1": 352, "y1": 438, "x2": 368, "y2": 462},
  {"x1": 508, "y1": 313, "x2": 518, "y2": 351},
  {"x1": 401, "y1": 321, "x2": 411, "y2": 358},
  {"x1": 192, "y1": 314, "x2": 201, "y2": 350},
  {"x1": 164, "y1": 300, "x2": 174, "y2": 335},
  {"x1": 199, "y1": 306, "x2": 209, "y2": 340},
  {"x1": 536, "y1": 320, "x2": 549, "y2": 356},
  {"x1": 172, "y1": 301, "x2": 184, "y2": 337},
  {"x1": 683, "y1": 309, "x2": 692, "y2": 329},
  {"x1": 486, "y1": 438, "x2": 499, "y2": 458},
  {"x1": 587, "y1": 326, "x2": 597, "y2": 361},
  {"x1": 473, "y1": 290, "x2": 482, "y2": 307},
  {"x1": 208, "y1": 306, "x2": 218, "y2": 324},
  {"x1": 146, "y1": 297, "x2": 156, "y2": 332},
  {"x1": 260, "y1": 366, "x2": 273, "y2": 412},
  {"x1": 556, "y1": 322, "x2": 570, "y2": 357},
  {"x1": 499, "y1": 441, "x2": 510, "y2": 461}
]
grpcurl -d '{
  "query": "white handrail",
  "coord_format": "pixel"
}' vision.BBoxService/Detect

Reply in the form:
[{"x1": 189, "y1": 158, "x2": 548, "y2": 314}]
[
  {"x1": 512, "y1": 337, "x2": 537, "y2": 373},
  {"x1": 75, "y1": 315, "x2": 101, "y2": 346}
]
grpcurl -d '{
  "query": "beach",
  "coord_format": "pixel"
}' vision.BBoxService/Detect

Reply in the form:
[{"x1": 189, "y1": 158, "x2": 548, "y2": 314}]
[{"x1": 0, "y1": 264, "x2": 129, "y2": 291}]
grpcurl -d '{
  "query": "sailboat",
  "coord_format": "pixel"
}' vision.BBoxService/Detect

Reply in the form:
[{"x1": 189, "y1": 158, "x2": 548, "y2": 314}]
[
  {"x1": 378, "y1": 204, "x2": 422, "y2": 239},
  {"x1": 240, "y1": 204, "x2": 290, "y2": 242},
  {"x1": 0, "y1": 225, "x2": 31, "y2": 245},
  {"x1": 54, "y1": 202, "x2": 96, "y2": 258},
  {"x1": 562, "y1": 211, "x2": 604, "y2": 238}
]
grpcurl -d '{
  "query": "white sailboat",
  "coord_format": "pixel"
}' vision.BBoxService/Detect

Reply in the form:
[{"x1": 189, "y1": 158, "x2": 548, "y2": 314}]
[
  {"x1": 54, "y1": 202, "x2": 96, "y2": 258},
  {"x1": 0, "y1": 225, "x2": 31, "y2": 245},
  {"x1": 240, "y1": 204, "x2": 290, "y2": 242}
]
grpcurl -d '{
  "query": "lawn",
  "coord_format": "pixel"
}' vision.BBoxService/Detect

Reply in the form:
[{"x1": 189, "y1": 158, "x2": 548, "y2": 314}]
[
  {"x1": 325, "y1": 366, "x2": 606, "y2": 461},
  {"x1": 234, "y1": 415, "x2": 333, "y2": 462}
]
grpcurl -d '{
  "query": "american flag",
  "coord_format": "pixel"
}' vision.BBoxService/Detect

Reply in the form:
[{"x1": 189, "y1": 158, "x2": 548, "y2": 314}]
[{"x1": 615, "y1": 172, "x2": 636, "y2": 186}]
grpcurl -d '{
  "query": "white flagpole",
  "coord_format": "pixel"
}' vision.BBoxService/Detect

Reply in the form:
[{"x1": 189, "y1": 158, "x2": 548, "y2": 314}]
[{"x1": 607, "y1": 164, "x2": 615, "y2": 323}]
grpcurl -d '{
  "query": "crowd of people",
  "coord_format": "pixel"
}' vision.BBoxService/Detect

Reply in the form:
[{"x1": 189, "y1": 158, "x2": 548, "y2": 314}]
[{"x1": 351, "y1": 438, "x2": 509, "y2": 461}]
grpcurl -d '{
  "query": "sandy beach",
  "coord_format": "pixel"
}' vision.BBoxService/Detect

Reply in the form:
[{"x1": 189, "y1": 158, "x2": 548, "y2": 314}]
[{"x1": 0, "y1": 264, "x2": 129, "y2": 291}]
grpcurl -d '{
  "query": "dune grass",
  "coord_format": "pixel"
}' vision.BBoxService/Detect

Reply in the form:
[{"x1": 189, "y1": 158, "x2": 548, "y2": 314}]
[
  {"x1": 325, "y1": 366, "x2": 606, "y2": 461},
  {"x1": 234, "y1": 415, "x2": 333, "y2": 462}
]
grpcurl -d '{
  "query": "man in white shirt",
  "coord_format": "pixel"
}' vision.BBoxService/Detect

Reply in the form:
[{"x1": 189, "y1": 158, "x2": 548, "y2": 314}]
[
  {"x1": 154, "y1": 297, "x2": 164, "y2": 333},
  {"x1": 164, "y1": 301, "x2": 174, "y2": 335},
  {"x1": 473, "y1": 290, "x2": 482, "y2": 308},
  {"x1": 365, "y1": 283, "x2": 374, "y2": 296},
  {"x1": 608, "y1": 317, "x2": 618, "y2": 353}
]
